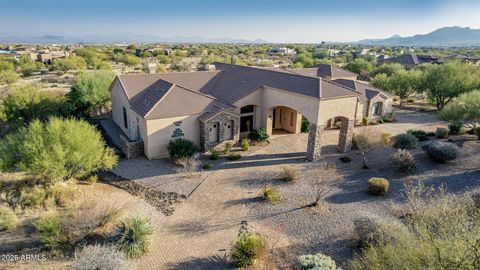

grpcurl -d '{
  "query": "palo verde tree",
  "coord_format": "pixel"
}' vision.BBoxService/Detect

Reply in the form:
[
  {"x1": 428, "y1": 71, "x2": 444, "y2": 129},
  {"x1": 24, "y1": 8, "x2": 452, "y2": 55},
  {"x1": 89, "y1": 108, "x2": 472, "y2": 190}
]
[
  {"x1": 352, "y1": 127, "x2": 387, "y2": 169},
  {"x1": 387, "y1": 69, "x2": 422, "y2": 105},
  {"x1": 419, "y1": 62, "x2": 480, "y2": 110},
  {"x1": 0, "y1": 85, "x2": 68, "y2": 132},
  {"x1": 438, "y1": 90, "x2": 480, "y2": 139},
  {"x1": 67, "y1": 71, "x2": 115, "y2": 117},
  {"x1": 0, "y1": 117, "x2": 117, "y2": 183}
]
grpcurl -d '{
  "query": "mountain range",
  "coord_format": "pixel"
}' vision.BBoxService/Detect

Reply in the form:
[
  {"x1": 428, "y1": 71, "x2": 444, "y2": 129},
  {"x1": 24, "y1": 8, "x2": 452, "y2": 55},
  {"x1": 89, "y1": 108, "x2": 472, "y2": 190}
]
[
  {"x1": 0, "y1": 33, "x2": 269, "y2": 44},
  {"x1": 357, "y1": 26, "x2": 480, "y2": 47}
]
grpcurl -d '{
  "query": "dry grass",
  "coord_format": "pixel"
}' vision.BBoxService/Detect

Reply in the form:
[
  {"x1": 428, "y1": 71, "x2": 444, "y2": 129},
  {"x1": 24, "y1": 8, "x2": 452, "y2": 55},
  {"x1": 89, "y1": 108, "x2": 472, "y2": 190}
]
[{"x1": 282, "y1": 166, "x2": 299, "y2": 182}]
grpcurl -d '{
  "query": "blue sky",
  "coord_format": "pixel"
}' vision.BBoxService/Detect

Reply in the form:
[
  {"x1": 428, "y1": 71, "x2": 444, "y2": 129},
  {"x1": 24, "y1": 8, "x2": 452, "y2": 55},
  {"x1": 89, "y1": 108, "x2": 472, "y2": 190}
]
[{"x1": 1, "y1": 0, "x2": 480, "y2": 42}]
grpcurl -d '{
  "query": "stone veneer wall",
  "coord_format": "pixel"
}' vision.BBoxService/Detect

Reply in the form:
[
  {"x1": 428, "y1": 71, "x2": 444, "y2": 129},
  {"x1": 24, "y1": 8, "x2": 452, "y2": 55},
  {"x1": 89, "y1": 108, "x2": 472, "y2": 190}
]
[
  {"x1": 200, "y1": 112, "x2": 240, "y2": 152},
  {"x1": 119, "y1": 135, "x2": 145, "y2": 159},
  {"x1": 306, "y1": 123, "x2": 325, "y2": 161},
  {"x1": 337, "y1": 119, "x2": 354, "y2": 153}
]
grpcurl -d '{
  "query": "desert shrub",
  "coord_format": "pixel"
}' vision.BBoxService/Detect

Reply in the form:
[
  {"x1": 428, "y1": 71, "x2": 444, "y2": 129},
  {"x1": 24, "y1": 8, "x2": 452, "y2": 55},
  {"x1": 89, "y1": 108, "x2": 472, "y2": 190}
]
[
  {"x1": 353, "y1": 213, "x2": 410, "y2": 249},
  {"x1": 72, "y1": 244, "x2": 129, "y2": 270},
  {"x1": 368, "y1": 178, "x2": 389, "y2": 195},
  {"x1": 407, "y1": 98, "x2": 415, "y2": 103},
  {"x1": 389, "y1": 149, "x2": 416, "y2": 173},
  {"x1": 362, "y1": 117, "x2": 369, "y2": 126},
  {"x1": 407, "y1": 129, "x2": 429, "y2": 141},
  {"x1": 223, "y1": 142, "x2": 233, "y2": 154},
  {"x1": 34, "y1": 200, "x2": 122, "y2": 251},
  {"x1": 380, "y1": 112, "x2": 395, "y2": 123},
  {"x1": 381, "y1": 133, "x2": 392, "y2": 144},
  {"x1": 230, "y1": 233, "x2": 266, "y2": 267},
  {"x1": 83, "y1": 175, "x2": 98, "y2": 185},
  {"x1": 202, "y1": 163, "x2": 212, "y2": 170},
  {"x1": 174, "y1": 154, "x2": 200, "y2": 175},
  {"x1": 249, "y1": 128, "x2": 269, "y2": 142},
  {"x1": 20, "y1": 186, "x2": 47, "y2": 208},
  {"x1": 339, "y1": 156, "x2": 351, "y2": 163},
  {"x1": 282, "y1": 166, "x2": 299, "y2": 182},
  {"x1": 241, "y1": 139, "x2": 250, "y2": 151},
  {"x1": 448, "y1": 122, "x2": 463, "y2": 135},
  {"x1": 349, "y1": 185, "x2": 480, "y2": 270},
  {"x1": 209, "y1": 149, "x2": 219, "y2": 160},
  {"x1": 227, "y1": 153, "x2": 242, "y2": 161},
  {"x1": 435, "y1": 127, "x2": 449, "y2": 138},
  {"x1": 116, "y1": 217, "x2": 154, "y2": 259},
  {"x1": 0, "y1": 118, "x2": 118, "y2": 182},
  {"x1": 0, "y1": 206, "x2": 18, "y2": 231},
  {"x1": 298, "y1": 253, "x2": 340, "y2": 270},
  {"x1": 49, "y1": 182, "x2": 80, "y2": 207},
  {"x1": 262, "y1": 186, "x2": 280, "y2": 204},
  {"x1": 34, "y1": 212, "x2": 64, "y2": 250},
  {"x1": 393, "y1": 133, "x2": 418, "y2": 149},
  {"x1": 352, "y1": 128, "x2": 386, "y2": 169},
  {"x1": 167, "y1": 139, "x2": 199, "y2": 160},
  {"x1": 422, "y1": 141, "x2": 459, "y2": 163}
]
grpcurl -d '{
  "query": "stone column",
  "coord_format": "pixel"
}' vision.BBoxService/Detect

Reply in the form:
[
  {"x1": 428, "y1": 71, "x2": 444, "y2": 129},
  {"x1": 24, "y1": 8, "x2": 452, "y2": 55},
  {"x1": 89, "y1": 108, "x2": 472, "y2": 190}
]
[
  {"x1": 338, "y1": 119, "x2": 354, "y2": 153},
  {"x1": 306, "y1": 123, "x2": 325, "y2": 161}
]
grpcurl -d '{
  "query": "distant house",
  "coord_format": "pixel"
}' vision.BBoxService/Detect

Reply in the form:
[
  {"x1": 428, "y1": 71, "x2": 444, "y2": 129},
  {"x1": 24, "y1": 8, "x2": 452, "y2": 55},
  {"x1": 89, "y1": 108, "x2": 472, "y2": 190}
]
[
  {"x1": 378, "y1": 54, "x2": 443, "y2": 68},
  {"x1": 109, "y1": 63, "x2": 392, "y2": 160},
  {"x1": 269, "y1": 47, "x2": 296, "y2": 56},
  {"x1": 446, "y1": 54, "x2": 480, "y2": 66}
]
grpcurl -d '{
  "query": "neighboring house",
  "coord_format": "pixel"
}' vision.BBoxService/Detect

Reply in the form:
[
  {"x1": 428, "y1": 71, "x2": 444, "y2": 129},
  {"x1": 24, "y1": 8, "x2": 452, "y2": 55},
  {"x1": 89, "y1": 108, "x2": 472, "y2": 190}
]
[
  {"x1": 378, "y1": 54, "x2": 443, "y2": 68},
  {"x1": 446, "y1": 54, "x2": 480, "y2": 66},
  {"x1": 110, "y1": 63, "x2": 392, "y2": 160},
  {"x1": 269, "y1": 47, "x2": 297, "y2": 55}
]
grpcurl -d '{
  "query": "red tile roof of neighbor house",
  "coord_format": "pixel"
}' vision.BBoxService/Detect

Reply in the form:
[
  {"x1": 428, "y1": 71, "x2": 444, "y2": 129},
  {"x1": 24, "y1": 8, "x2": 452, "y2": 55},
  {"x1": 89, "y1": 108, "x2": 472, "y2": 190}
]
[{"x1": 116, "y1": 63, "x2": 371, "y2": 119}]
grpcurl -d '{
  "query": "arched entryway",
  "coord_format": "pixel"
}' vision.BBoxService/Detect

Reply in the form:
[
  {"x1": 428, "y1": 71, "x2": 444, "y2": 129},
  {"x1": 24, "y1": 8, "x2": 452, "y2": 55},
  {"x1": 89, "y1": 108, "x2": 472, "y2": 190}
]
[{"x1": 271, "y1": 106, "x2": 302, "y2": 135}]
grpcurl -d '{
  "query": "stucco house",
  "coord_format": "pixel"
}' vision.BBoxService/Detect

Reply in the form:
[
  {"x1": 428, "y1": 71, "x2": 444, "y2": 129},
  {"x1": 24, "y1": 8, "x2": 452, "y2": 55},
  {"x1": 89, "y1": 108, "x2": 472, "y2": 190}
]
[{"x1": 109, "y1": 63, "x2": 392, "y2": 160}]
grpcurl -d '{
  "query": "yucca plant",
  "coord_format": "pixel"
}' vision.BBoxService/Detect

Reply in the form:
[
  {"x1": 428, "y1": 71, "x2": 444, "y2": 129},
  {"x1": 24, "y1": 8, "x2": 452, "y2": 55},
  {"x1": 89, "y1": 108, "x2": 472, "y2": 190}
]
[
  {"x1": 116, "y1": 217, "x2": 153, "y2": 258},
  {"x1": 230, "y1": 233, "x2": 266, "y2": 267}
]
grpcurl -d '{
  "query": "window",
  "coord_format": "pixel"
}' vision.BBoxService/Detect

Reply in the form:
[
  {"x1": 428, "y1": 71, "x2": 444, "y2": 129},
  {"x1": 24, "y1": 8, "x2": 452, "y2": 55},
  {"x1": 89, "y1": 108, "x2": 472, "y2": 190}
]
[
  {"x1": 122, "y1": 107, "x2": 128, "y2": 129},
  {"x1": 372, "y1": 102, "x2": 382, "y2": 116},
  {"x1": 240, "y1": 115, "x2": 253, "y2": 133},
  {"x1": 240, "y1": 105, "x2": 254, "y2": 114}
]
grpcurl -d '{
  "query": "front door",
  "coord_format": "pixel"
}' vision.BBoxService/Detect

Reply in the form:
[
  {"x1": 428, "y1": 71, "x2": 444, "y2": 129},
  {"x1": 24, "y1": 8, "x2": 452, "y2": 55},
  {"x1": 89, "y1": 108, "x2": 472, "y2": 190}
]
[
  {"x1": 209, "y1": 122, "x2": 219, "y2": 143},
  {"x1": 224, "y1": 120, "x2": 233, "y2": 140}
]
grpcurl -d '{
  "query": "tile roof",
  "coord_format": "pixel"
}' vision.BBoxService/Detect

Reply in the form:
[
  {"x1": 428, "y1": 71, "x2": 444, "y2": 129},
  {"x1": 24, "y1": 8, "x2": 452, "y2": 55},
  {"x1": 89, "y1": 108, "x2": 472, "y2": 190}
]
[
  {"x1": 287, "y1": 64, "x2": 358, "y2": 79},
  {"x1": 332, "y1": 79, "x2": 392, "y2": 102},
  {"x1": 116, "y1": 63, "x2": 361, "y2": 120}
]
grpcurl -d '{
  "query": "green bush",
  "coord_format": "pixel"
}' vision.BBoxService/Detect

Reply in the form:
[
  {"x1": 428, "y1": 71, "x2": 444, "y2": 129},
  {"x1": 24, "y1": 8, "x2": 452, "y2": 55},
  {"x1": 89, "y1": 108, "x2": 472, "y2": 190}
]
[
  {"x1": 33, "y1": 212, "x2": 64, "y2": 250},
  {"x1": 227, "y1": 153, "x2": 242, "y2": 161},
  {"x1": 249, "y1": 128, "x2": 269, "y2": 142},
  {"x1": 241, "y1": 139, "x2": 250, "y2": 151},
  {"x1": 167, "y1": 139, "x2": 199, "y2": 160},
  {"x1": 117, "y1": 217, "x2": 154, "y2": 259},
  {"x1": 435, "y1": 127, "x2": 449, "y2": 138},
  {"x1": 209, "y1": 149, "x2": 219, "y2": 160},
  {"x1": 203, "y1": 163, "x2": 212, "y2": 170},
  {"x1": 262, "y1": 186, "x2": 280, "y2": 203},
  {"x1": 407, "y1": 129, "x2": 429, "y2": 141},
  {"x1": 298, "y1": 253, "x2": 340, "y2": 270},
  {"x1": 72, "y1": 244, "x2": 129, "y2": 270},
  {"x1": 301, "y1": 116, "x2": 310, "y2": 133},
  {"x1": 390, "y1": 149, "x2": 416, "y2": 173},
  {"x1": 380, "y1": 112, "x2": 395, "y2": 123},
  {"x1": 230, "y1": 233, "x2": 266, "y2": 267},
  {"x1": 0, "y1": 206, "x2": 18, "y2": 231},
  {"x1": 223, "y1": 142, "x2": 233, "y2": 154},
  {"x1": 422, "y1": 141, "x2": 459, "y2": 163},
  {"x1": 448, "y1": 122, "x2": 463, "y2": 135},
  {"x1": 381, "y1": 133, "x2": 392, "y2": 144},
  {"x1": 362, "y1": 117, "x2": 369, "y2": 126},
  {"x1": 368, "y1": 178, "x2": 389, "y2": 195},
  {"x1": 393, "y1": 133, "x2": 418, "y2": 149},
  {"x1": 0, "y1": 118, "x2": 118, "y2": 182}
]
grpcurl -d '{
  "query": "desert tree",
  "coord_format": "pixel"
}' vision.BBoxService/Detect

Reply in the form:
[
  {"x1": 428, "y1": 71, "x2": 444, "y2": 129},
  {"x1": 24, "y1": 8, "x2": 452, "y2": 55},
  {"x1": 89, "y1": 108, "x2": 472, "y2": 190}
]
[
  {"x1": 438, "y1": 90, "x2": 480, "y2": 139},
  {"x1": 352, "y1": 127, "x2": 387, "y2": 169}
]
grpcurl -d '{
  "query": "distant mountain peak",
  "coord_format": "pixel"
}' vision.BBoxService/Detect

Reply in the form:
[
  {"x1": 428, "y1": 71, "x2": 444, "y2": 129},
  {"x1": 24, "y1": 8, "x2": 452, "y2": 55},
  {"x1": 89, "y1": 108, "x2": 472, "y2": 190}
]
[{"x1": 358, "y1": 26, "x2": 480, "y2": 47}]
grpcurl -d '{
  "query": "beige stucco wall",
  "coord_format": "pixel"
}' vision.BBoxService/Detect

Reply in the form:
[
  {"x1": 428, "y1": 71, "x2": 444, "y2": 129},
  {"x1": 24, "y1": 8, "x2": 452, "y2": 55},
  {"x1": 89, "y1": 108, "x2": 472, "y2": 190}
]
[
  {"x1": 233, "y1": 89, "x2": 262, "y2": 132},
  {"x1": 110, "y1": 78, "x2": 147, "y2": 142},
  {"x1": 318, "y1": 96, "x2": 358, "y2": 124},
  {"x1": 144, "y1": 114, "x2": 201, "y2": 159}
]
